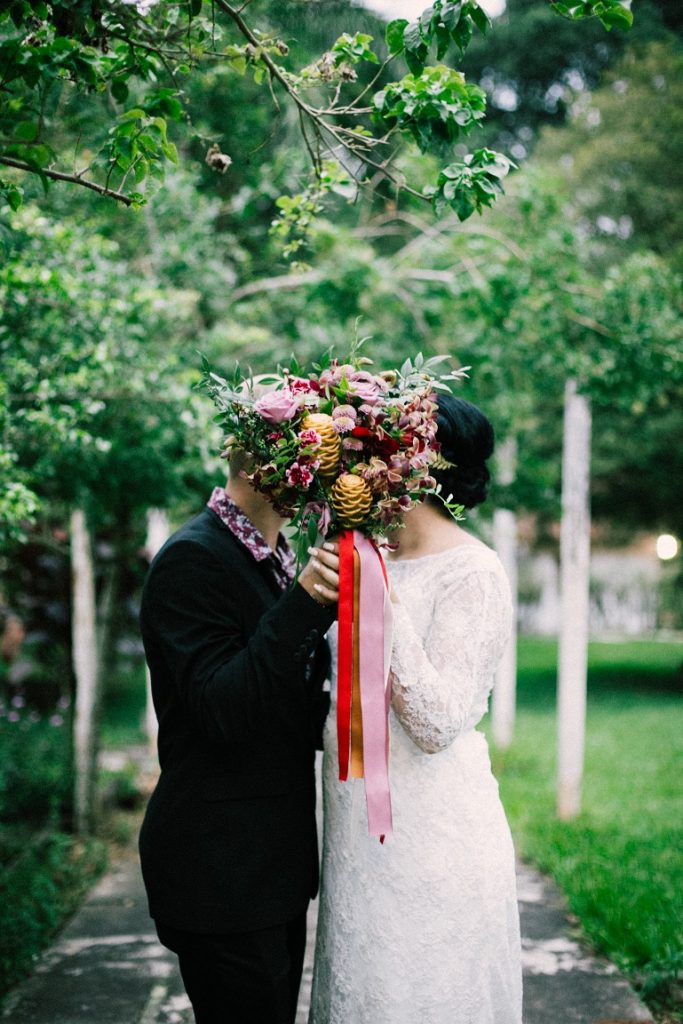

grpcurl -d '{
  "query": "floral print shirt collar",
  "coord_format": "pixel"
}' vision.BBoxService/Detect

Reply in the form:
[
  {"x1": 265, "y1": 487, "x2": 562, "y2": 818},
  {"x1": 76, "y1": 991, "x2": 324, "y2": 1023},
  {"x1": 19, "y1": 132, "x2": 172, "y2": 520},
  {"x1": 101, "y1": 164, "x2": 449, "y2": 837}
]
[{"x1": 207, "y1": 487, "x2": 295, "y2": 590}]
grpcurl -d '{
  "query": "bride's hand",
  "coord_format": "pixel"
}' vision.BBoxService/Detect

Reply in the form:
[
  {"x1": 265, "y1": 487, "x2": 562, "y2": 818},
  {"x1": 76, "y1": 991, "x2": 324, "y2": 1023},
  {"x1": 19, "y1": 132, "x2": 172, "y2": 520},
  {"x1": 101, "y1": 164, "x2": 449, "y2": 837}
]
[{"x1": 299, "y1": 540, "x2": 340, "y2": 606}]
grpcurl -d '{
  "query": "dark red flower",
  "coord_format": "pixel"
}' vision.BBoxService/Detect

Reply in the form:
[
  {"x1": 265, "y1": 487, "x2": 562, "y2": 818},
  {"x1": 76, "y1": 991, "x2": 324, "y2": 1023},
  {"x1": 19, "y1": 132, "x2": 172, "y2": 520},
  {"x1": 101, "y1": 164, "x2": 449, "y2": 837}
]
[{"x1": 351, "y1": 425, "x2": 400, "y2": 460}]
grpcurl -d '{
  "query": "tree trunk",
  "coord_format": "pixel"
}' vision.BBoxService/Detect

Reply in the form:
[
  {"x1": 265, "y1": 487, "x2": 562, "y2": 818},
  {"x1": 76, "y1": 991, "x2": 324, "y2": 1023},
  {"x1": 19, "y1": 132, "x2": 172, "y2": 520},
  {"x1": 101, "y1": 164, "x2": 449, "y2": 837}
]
[
  {"x1": 557, "y1": 379, "x2": 592, "y2": 820},
  {"x1": 492, "y1": 437, "x2": 518, "y2": 750},
  {"x1": 70, "y1": 508, "x2": 100, "y2": 836},
  {"x1": 144, "y1": 509, "x2": 170, "y2": 753}
]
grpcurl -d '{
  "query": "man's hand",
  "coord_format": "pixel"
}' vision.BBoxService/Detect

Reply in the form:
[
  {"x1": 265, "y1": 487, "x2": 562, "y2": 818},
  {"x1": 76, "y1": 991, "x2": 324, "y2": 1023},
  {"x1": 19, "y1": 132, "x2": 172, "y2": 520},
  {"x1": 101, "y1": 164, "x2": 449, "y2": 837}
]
[{"x1": 298, "y1": 541, "x2": 340, "y2": 606}]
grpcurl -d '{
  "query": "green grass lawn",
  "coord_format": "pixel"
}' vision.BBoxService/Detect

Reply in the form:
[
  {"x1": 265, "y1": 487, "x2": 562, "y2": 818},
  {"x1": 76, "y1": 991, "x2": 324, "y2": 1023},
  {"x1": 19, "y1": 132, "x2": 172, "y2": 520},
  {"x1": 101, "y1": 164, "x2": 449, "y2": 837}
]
[{"x1": 485, "y1": 637, "x2": 683, "y2": 1019}]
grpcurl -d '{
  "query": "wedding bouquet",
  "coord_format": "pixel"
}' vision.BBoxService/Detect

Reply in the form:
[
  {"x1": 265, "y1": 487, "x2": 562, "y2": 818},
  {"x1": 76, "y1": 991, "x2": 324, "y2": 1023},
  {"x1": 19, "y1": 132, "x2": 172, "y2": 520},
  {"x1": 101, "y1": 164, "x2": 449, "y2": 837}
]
[
  {"x1": 201, "y1": 345, "x2": 467, "y2": 840},
  {"x1": 201, "y1": 348, "x2": 466, "y2": 552}
]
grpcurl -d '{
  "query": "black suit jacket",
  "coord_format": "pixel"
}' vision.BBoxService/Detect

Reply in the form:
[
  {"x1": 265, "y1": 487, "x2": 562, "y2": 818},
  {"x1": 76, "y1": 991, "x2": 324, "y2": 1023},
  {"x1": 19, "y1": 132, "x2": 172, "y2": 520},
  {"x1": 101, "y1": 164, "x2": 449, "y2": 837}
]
[{"x1": 138, "y1": 506, "x2": 336, "y2": 934}]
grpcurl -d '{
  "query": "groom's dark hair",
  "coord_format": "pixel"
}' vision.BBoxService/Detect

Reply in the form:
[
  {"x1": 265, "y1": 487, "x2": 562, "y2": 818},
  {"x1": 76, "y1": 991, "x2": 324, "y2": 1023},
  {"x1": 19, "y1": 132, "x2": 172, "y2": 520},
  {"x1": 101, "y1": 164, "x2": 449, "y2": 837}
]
[{"x1": 429, "y1": 394, "x2": 494, "y2": 513}]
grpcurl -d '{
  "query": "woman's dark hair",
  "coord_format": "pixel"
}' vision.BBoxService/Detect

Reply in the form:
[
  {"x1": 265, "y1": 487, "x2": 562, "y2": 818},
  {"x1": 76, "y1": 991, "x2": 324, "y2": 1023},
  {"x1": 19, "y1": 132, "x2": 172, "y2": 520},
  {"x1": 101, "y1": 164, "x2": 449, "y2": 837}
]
[{"x1": 428, "y1": 394, "x2": 494, "y2": 513}]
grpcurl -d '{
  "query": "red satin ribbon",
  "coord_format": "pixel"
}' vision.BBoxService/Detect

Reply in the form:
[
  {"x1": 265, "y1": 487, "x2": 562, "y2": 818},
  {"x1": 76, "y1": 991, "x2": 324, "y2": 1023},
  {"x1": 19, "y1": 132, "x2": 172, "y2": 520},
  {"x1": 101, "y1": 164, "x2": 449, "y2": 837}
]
[{"x1": 336, "y1": 530, "x2": 355, "y2": 781}]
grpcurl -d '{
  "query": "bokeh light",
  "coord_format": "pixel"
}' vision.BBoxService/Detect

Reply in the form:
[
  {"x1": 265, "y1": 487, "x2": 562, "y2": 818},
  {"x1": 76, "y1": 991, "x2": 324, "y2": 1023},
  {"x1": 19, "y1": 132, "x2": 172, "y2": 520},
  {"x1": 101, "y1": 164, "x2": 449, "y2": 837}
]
[{"x1": 656, "y1": 534, "x2": 679, "y2": 560}]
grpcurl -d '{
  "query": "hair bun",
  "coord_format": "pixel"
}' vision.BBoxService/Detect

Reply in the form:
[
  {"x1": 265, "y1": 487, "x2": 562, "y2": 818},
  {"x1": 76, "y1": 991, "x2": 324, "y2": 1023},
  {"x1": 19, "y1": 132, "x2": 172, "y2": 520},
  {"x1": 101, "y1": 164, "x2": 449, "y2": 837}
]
[
  {"x1": 429, "y1": 395, "x2": 494, "y2": 512},
  {"x1": 450, "y1": 462, "x2": 490, "y2": 509}
]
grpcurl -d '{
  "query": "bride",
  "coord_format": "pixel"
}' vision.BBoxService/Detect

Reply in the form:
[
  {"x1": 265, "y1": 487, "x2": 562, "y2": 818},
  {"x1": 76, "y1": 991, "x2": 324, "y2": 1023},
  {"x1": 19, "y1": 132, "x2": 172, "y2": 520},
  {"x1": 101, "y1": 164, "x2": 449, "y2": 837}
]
[{"x1": 309, "y1": 394, "x2": 523, "y2": 1024}]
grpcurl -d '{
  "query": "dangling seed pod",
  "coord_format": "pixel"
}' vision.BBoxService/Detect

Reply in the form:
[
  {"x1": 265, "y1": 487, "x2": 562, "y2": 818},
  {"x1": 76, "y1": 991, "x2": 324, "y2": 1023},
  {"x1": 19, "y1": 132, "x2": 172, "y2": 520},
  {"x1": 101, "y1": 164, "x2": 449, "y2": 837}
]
[
  {"x1": 331, "y1": 473, "x2": 373, "y2": 528},
  {"x1": 302, "y1": 413, "x2": 341, "y2": 478}
]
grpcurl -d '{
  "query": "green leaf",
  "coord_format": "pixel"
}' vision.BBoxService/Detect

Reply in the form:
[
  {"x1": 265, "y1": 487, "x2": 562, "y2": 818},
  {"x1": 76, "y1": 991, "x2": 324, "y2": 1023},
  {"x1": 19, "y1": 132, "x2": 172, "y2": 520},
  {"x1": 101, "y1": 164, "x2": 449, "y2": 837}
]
[
  {"x1": 13, "y1": 120, "x2": 38, "y2": 141},
  {"x1": 405, "y1": 43, "x2": 428, "y2": 76},
  {"x1": 162, "y1": 141, "x2": 178, "y2": 164},
  {"x1": 373, "y1": 65, "x2": 487, "y2": 154},
  {"x1": 119, "y1": 107, "x2": 146, "y2": 123},
  {"x1": 469, "y1": 3, "x2": 491, "y2": 34},
  {"x1": 114, "y1": 120, "x2": 138, "y2": 137},
  {"x1": 111, "y1": 79, "x2": 129, "y2": 103},
  {"x1": 419, "y1": 6, "x2": 435, "y2": 31},
  {"x1": 332, "y1": 32, "x2": 380, "y2": 65},
  {"x1": 159, "y1": 96, "x2": 183, "y2": 121},
  {"x1": 386, "y1": 18, "x2": 409, "y2": 54},
  {"x1": 139, "y1": 132, "x2": 159, "y2": 152},
  {"x1": 229, "y1": 55, "x2": 247, "y2": 75},
  {"x1": 441, "y1": 1, "x2": 462, "y2": 30},
  {"x1": 0, "y1": 177, "x2": 24, "y2": 211},
  {"x1": 550, "y1": 0, "x2": 633, "y2": 30},
  {"x1": 134, "y1": 159, "x2": 148, "y2": 183},
  {"x1": 190, "y1": 0, "x2": 203, "y2": 16},
  {"x1": 598, "y1": 3, "x2": 633, "y2": 29},
  {"x1": 25, "y1": 143, "x2": 52, "y2": 166},
  {"x1": 403, "y1": 21, "x2": 424, "y2": 55}
]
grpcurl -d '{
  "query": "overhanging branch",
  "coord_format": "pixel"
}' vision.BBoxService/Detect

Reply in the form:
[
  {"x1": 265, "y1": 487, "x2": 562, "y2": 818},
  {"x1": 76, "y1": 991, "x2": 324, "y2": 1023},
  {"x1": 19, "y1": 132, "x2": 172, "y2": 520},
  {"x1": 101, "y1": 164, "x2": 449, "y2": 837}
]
[{"x1": 0, "y1": 156, "x2": 134, "y2": 206}]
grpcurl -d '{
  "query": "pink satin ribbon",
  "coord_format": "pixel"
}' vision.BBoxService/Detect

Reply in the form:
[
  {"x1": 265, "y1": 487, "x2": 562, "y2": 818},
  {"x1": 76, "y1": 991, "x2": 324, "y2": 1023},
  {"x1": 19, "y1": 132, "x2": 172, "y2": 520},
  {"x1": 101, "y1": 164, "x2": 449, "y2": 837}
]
[{"x1": 354, "y1": 530, "x2": 394, "y2": 840}]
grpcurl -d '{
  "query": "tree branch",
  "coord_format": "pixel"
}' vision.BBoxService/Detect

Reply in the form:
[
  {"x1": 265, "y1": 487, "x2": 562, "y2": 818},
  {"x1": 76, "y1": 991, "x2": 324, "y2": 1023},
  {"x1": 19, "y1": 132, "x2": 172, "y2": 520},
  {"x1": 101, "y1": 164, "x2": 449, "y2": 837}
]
[
  {"x1": 0, "y1": 156, "x2": 134, "y2": 205},
  {"x1": 564, "y1": 311, "x2": 614, "y2": 337},
  {"x1": 215, "y1": 0, "x2": 314, "y2": 120},
  {"x1": 393, "y1": 214, "x2": 530, "y2": 263},
  {"x1": 403, "y1": 261, "x2": 488, "y2": 290},
  {"x1": 231, "y1": 270, "x2": 322, "y2": 302}
]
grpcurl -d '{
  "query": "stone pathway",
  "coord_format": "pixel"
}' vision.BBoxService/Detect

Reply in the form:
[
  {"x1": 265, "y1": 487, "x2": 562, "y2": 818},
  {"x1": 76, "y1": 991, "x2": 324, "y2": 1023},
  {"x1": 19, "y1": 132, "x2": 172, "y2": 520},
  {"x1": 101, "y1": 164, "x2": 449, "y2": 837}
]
[
  {"x1": 2, "y1": 746, "x2": 655, "y2": 1023},
  {"x1": 2, "y1": 843, "x2": 653, "y2": 1024}
]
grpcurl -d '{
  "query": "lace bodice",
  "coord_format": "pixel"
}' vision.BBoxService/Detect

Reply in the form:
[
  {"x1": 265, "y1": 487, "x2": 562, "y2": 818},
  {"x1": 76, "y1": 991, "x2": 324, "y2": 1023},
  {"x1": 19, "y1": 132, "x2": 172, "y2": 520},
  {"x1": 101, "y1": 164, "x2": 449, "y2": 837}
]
[
  {"x1": 388, "y1": 543, "x2": 513, "y2": 753},
  {"x1": 309, "y1": 542, "x2": 523, "y2": 1024}
]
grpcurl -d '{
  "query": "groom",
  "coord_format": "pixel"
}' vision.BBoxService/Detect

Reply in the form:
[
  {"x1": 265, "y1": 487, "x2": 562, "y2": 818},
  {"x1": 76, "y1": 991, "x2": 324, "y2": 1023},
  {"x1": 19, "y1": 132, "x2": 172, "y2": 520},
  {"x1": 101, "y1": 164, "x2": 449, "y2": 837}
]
[{"x1": 138, "y1": 446, "x2": 340, "y2": 1024}]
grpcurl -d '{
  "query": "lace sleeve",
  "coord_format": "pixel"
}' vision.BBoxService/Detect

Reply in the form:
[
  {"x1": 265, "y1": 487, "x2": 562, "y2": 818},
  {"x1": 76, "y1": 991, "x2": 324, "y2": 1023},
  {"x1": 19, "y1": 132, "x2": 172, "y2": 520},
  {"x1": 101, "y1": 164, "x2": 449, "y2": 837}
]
[{"x1": 389, "y1": 563, "x2": 512, "y2": 754}]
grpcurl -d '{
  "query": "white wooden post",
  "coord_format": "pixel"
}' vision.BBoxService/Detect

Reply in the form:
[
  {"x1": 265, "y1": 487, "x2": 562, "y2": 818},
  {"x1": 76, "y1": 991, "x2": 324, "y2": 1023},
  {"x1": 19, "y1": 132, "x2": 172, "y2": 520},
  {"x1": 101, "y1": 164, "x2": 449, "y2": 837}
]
[
  {"x1": 492, "y1": 437, "x2": 518, "y2": 750},
  {"x1": 557, "y1": 379, "x2": 592, "y2": 820},
  {"x1": 144, "y1": 509, "x2": 170, "y2": 753},
  {"x1": 71, "y1": 508, "x2": 100, "y2": 835}
]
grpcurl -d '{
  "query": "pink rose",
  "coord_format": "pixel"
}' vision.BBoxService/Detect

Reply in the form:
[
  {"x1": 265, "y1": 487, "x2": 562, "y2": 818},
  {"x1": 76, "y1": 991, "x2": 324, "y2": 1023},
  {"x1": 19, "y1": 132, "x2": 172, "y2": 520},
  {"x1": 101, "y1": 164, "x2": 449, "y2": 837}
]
[
  {"x1": 346, "y1": 371, "x2": 386, "y2": 406},
  {"x1": 254, "y1": 389, "x2": 300, "y2": 424}
]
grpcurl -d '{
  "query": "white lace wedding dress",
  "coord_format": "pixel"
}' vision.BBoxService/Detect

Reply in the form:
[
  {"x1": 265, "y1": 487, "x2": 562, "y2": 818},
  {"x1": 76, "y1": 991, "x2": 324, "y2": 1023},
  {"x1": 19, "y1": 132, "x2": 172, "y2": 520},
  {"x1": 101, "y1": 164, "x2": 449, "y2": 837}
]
[{"x1": 309, "y1": 542, "x2": 523, "y2": 1024}]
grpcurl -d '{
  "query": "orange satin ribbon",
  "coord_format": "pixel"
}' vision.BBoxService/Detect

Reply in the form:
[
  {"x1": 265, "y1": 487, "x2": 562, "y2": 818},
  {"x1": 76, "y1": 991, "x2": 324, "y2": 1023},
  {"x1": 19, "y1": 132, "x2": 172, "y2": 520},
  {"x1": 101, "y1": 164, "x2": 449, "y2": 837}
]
[{"x1": 350, "y1": 549, "x2": 364, "y2": 778}]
